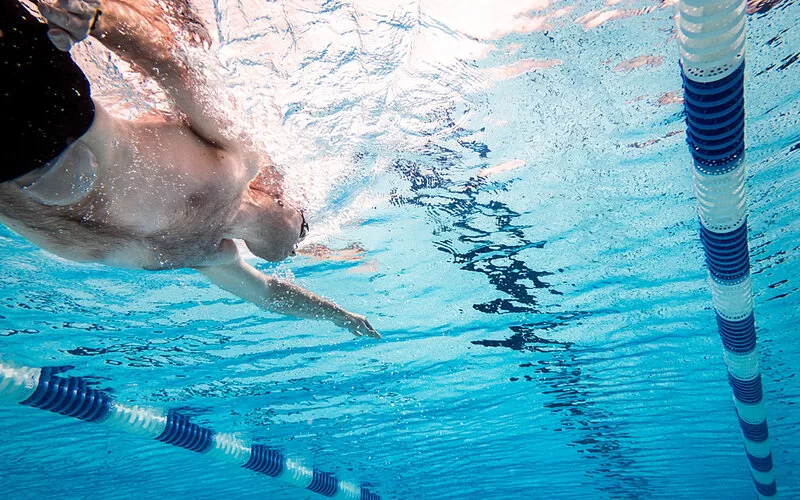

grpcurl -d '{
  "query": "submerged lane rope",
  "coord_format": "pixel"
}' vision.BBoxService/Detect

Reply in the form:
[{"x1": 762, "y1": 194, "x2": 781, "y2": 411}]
[
  {"x1": 678, "y1": 0, "x2": 777, "y2": 497},
  {"x1": 0, "y1": 362, "x2": 380, "y2": 500}
]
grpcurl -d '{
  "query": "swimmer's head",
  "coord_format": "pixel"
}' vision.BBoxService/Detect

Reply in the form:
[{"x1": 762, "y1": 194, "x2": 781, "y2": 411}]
[{"x1": 233, "y1": 179, "x2": 306, "y2": 262}]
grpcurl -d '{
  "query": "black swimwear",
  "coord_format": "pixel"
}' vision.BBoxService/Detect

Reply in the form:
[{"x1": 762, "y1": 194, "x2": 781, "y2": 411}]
[{"x1": 1, "y1": 0, "x2": 95, "y2": 183}]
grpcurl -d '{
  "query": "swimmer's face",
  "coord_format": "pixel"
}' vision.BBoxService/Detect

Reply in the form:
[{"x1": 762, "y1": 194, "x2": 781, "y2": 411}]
[{"x1": 240, "y1": 183, "x2": 306, "y2": 262}]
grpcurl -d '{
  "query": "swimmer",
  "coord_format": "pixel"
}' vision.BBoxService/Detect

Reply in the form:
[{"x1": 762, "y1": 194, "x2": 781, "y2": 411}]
[{"x1": 0, "y1": 0, "x2": 380, "y2": 338}]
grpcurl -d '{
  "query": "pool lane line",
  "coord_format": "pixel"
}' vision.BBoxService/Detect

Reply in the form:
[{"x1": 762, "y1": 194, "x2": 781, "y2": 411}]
[
  {"x1": 0, "y1": 362, "x2": 381, "y2": 500},
  {"x1": 679, "y1": 0, "x2": 777, "y2": 497}
]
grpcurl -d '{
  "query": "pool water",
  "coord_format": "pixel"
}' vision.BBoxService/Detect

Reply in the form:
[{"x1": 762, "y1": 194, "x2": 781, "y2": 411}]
[{"x1": 1, "y1": 0, "x2": 799, "y2": 498}]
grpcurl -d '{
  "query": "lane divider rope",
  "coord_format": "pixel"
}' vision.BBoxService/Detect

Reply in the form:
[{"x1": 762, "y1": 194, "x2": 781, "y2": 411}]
[
  {"x1": 0, "y1": 362, "x2": 380, "y2": 500},
  {"x1": 678, "y1": 0, "x2": 777, "y2": 497}
]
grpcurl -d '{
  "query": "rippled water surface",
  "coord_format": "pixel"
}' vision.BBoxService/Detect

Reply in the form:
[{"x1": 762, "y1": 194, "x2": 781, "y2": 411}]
[{"x1": 2, "y1": 0, "x2": 800, "y2": 498}]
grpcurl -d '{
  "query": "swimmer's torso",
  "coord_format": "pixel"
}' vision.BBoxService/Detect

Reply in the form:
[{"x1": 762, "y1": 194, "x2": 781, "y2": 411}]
[
  {"x1": 91, "y1": 110, "x2": 252, "y2": 236},
  {"x1": 0, "y1": 106, "x2": 256, "y2": 270}
]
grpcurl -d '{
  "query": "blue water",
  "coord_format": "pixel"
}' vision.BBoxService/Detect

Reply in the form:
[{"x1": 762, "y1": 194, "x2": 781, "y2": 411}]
[{"x1": 2, "y1": 0, "x2": 799, "y2": 498}]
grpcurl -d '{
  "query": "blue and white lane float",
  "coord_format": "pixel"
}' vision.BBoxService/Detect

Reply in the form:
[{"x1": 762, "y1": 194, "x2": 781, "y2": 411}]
[
  {"x1": 678, "y1": 0, "x2": 777, "y2": 497},
  {"x1": 0, "y1": 362, "x2": 381, "y2": 500}
]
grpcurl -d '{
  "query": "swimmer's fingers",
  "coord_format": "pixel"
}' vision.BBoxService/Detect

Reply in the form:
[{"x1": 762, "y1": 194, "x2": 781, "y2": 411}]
[
  {"x1": 48, "y1": 0, "x2": 101, "y2": 20},
  {"x1": 362, "y1": 318, "x2": 381, "y2": 339},
  {"x1": 45, "y1": 27, "x2": 74, "y2": 52},
  {"x1": 38, "y1": 1, "x2": 101, "y2": 51},
  {"x1": 345, "y1": 313, "x2": 381, "y2": 339}
]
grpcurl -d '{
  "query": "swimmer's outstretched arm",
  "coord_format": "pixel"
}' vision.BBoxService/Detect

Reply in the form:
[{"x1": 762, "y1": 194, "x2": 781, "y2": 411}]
[
  {"x1": 39, "y1": 0, "x2": 237, "y2": 150},
  {"x1": 195, "y1": 259, "x2": 381, "y2": 339}
]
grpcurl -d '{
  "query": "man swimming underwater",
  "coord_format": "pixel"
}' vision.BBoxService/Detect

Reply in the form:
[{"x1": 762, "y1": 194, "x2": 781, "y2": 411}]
[{"x1": 0, "y1": 0, "x2": 379, "y2": 338}]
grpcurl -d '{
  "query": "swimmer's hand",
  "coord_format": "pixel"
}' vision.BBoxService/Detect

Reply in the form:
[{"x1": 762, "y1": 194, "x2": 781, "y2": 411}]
[
  {"x1": 340, "y1": 312, "x2": 381, "y2": 339},
  {"x1": 38, "y1": 0, "x2": 102, "y2": 52}
]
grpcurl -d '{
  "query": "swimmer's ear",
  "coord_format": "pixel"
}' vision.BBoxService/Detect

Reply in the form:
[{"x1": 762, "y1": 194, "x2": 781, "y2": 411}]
[{"x1": 248, "y1": 169, "x2": 283, "y2": 199}]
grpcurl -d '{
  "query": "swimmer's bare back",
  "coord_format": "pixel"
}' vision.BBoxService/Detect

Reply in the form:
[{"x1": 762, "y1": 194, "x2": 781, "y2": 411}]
[{"x1": 0, "y1": 0, "x2": 379, "y2": 338}]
